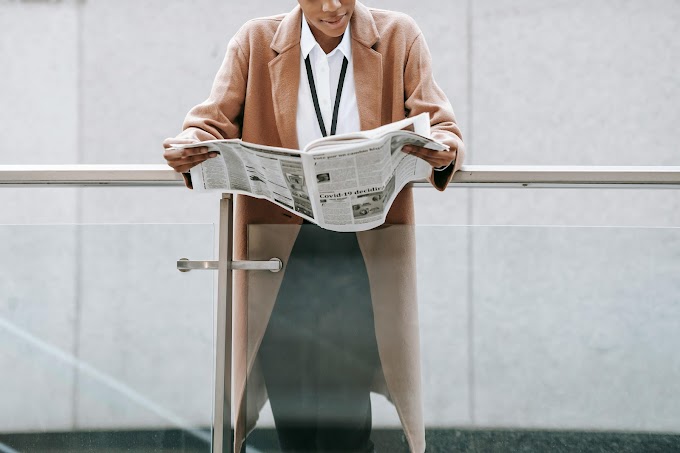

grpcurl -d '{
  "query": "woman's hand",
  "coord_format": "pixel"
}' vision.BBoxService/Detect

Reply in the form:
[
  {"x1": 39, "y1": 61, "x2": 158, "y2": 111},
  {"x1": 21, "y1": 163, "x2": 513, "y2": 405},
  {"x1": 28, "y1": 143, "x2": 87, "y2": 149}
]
[
  {"x1": 162, "y1": 137, "x2": 218, "y2": 174},
  {"x1": 402, "y1": 144, "x2": 457, "y2": 169}
]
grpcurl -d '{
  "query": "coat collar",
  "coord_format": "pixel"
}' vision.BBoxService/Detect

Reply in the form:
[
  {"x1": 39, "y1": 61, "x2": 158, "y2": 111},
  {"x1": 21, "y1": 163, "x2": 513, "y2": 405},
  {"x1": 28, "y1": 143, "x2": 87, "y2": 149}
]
[
  {"x1": 270, "y1": 2, "x2": 379, "y2": 53},
  {"x1": 268, "y1": 2, "x2": 382, "y2": 150}
]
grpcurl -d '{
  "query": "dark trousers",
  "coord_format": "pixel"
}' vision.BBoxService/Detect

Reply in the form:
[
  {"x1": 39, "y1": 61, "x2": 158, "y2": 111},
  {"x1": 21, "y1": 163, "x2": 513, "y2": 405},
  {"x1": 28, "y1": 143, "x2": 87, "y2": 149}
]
[{"x1": 259, "y1": 223, "x2": 380, "y2": 453}]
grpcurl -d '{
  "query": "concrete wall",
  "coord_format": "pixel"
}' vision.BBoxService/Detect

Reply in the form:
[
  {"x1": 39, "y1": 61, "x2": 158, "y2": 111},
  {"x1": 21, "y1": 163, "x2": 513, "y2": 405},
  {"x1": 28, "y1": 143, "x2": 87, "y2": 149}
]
[{"x1": 1, "y1": 0, "x2": 679, "y2": 435}]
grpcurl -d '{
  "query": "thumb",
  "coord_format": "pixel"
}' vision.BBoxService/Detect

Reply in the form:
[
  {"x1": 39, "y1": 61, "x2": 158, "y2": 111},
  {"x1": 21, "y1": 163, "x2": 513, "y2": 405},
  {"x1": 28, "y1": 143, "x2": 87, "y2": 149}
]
[{"x1": 163, "y1": 137, "x2": 198, "y2": 149}]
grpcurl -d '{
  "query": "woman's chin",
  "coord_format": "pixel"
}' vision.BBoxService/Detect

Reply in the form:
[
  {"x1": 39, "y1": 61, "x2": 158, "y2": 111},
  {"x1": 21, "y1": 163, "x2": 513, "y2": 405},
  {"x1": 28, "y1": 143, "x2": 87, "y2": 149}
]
[{"x1": 319, "y1": 15, "x2": 349, "y2": 35}]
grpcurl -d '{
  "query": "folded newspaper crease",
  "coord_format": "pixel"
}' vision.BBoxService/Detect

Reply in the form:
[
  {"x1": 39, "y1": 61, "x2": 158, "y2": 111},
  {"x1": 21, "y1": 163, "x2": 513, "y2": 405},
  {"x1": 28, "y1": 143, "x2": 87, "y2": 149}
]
[{"x1": 178, "y1": 113, "x2": 447, "y2": 232}]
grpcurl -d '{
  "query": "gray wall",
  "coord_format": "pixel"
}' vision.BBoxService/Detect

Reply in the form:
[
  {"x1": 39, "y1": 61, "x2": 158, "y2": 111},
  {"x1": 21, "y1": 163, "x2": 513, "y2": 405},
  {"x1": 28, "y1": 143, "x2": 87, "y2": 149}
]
[{"x1": 1, "y1": 0, "x2": 679, "y2": 434}]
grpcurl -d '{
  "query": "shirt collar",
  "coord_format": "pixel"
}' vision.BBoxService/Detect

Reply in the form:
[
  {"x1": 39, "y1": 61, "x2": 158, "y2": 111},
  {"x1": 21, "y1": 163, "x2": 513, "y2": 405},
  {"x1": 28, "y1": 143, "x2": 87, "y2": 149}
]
[{"x1": 300, "y1": 14, "x2": 352, "y2": 61}]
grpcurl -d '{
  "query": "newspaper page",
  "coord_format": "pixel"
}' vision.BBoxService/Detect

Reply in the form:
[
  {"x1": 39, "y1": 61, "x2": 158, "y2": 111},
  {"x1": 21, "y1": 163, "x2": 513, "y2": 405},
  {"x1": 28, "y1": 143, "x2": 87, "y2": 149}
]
[
  {"x1": 183, "y1": 140, "x2": 317, "y2": 222},
  {"x1": 173, "y1": 113, "x2": 447, "y2": 231},
  {"x1": 301, "y1": 112, "x2": 446, "y2": 231},
  {"x1": 306, "y1": 131, "x2": 445, "y2": 232}
]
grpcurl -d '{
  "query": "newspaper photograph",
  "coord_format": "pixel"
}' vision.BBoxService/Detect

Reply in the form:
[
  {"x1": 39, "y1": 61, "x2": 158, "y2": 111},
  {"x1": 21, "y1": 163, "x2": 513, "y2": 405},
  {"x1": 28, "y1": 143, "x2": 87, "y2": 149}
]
[
  {"x1": 309, "y1": 132, "x2": 438, "y2": 232},
  {"x1": 174, "y1": 113, "x2": 447, "y2": 232}
]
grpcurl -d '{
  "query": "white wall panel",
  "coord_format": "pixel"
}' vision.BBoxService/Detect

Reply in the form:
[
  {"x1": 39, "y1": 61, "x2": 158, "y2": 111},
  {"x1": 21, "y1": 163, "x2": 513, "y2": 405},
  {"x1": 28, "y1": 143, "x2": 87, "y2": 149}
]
[
  {"x1": 0, "y1": 1, "x2": 79, "y2": 164},
  {"x1": 472, "y1": 0, "x2": 680, "y2": 166},
  {"x1": 472, "y1": 226, "x2": 680, "y2": 431}
]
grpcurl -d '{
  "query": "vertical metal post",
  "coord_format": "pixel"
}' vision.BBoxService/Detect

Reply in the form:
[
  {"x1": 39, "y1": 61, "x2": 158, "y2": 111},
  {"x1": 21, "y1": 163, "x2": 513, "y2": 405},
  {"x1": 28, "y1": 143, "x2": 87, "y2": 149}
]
[{"x1": 213, "y1": 193, "x2": 233, "y2": 453}]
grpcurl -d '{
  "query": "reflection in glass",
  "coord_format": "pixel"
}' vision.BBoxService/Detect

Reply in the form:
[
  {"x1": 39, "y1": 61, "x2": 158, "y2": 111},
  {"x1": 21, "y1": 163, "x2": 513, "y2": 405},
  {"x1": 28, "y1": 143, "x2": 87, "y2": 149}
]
[{"x1": 0, "y1": 225, "x2": 214, "y2": 452}]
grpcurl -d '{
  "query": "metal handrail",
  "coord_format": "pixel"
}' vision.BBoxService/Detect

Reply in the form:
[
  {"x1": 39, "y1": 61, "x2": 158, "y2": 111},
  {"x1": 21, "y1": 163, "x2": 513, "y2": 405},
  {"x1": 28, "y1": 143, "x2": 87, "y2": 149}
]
[{"x1": 1, "y1": 165, "x2": 680, "y2": 187}]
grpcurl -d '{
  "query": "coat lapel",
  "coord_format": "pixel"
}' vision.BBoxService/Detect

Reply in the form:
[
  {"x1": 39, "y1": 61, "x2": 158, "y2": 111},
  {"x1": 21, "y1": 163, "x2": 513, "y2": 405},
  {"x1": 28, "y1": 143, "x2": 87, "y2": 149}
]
[
  {"x1": 352, "y1": 43, "x2": 383, "y2": 131},
  {"x1": 351, "y1": 2, "x2": 382, "y2": 131},
  {"x1": 269, "y1": 50, "x2": 301, "y2": 149},
  {"x1": 269, "y1": 6, "x2": 303, "y2": 150}
]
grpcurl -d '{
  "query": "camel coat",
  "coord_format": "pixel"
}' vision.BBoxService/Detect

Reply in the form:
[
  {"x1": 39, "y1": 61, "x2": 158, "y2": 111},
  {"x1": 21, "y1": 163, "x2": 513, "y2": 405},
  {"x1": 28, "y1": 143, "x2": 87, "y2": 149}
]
[{"x1": 177, "y1": 3, "x2": 464, "y2": 451}]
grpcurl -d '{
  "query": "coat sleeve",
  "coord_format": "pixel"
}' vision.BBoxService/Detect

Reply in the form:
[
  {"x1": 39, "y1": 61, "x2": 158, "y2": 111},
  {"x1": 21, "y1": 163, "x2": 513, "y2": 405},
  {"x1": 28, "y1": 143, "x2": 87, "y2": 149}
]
[
  {"x1": 174, "y1": 36, "x2": 249, "y2": 189},
  {"x1": 403, "y1": 32, "x2": 465, "y2": 191}
]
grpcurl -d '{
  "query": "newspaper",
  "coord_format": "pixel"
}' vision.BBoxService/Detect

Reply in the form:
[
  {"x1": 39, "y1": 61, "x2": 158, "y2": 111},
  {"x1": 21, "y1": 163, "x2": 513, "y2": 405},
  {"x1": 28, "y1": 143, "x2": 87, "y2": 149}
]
[{"x1": 176, "y1": 112, "x2": 447, "y2": 232}]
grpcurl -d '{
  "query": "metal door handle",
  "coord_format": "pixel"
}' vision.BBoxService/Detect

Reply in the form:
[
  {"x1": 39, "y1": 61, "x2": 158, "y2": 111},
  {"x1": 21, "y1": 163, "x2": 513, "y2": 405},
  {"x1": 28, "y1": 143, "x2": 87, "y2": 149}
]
[{"x1": 177, "y1": 258, "x2": 282, "y2": 273}]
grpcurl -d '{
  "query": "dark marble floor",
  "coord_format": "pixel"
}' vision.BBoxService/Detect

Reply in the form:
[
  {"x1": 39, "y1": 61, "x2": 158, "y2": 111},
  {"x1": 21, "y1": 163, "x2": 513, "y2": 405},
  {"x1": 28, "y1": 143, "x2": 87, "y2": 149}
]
[{"x1": 2, "y1": 428, "x2": 680, "y2": 453}]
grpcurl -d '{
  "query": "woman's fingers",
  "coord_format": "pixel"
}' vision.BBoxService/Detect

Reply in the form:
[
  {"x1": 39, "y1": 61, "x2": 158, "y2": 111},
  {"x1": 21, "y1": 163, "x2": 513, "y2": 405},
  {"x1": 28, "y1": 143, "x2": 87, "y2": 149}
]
[
  {"x1": 402, "y1": 145, "x2": 455, "y2": 168},
  {"x1": 173, "y1": 153, "x2": 219, "y2": 173},
  {"x1": 164, "y1": 146, "x2": 219, "y2": 173},
  {"x1": 164, "y1": 145, "x2": 210, "y2": 161},
  {"x1": 162, "y1": 137, "x2": 221, "y2": 174}
]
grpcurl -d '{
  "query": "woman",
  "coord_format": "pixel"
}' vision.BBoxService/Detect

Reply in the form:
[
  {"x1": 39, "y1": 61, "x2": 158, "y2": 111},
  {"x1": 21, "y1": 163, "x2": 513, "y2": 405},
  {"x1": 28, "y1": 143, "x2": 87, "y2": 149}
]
[{"x1": 163, "y1": 1, "x2": 464, "y2": 452}]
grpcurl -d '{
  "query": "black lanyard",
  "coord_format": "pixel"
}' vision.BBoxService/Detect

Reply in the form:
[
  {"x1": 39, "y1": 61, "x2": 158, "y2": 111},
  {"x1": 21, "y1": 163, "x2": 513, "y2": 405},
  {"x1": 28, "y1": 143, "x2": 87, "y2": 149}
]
[{"x1": 304, "y1": 55, "x2": 349, "y2": 137}]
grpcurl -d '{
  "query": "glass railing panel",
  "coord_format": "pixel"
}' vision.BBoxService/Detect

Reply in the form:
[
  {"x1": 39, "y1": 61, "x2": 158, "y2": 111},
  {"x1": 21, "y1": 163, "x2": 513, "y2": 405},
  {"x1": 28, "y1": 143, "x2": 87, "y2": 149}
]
[
  {"x1": 240, "y1": 224, "x2": 680, "y2": 452},
  {"x1": 0, "y1": 224, "x2": 215, "y2": 453},
  {"x1": 469, "y1": 225, "x2": 680, "y2": 429}
]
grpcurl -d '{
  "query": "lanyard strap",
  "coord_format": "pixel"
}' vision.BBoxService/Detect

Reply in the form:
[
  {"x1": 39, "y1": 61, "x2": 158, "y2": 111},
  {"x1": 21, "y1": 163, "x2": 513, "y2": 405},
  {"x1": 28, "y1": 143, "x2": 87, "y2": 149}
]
[{"x1": 305, "y1": 55, "x2": 349, "y2": 137}]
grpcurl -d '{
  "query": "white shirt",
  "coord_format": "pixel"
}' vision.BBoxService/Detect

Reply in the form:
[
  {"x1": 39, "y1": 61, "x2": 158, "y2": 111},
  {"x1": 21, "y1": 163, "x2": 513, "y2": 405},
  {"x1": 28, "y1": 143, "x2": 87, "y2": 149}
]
[{"x1": 296, "y1": 15, "x2": 360, "y2": 149}]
